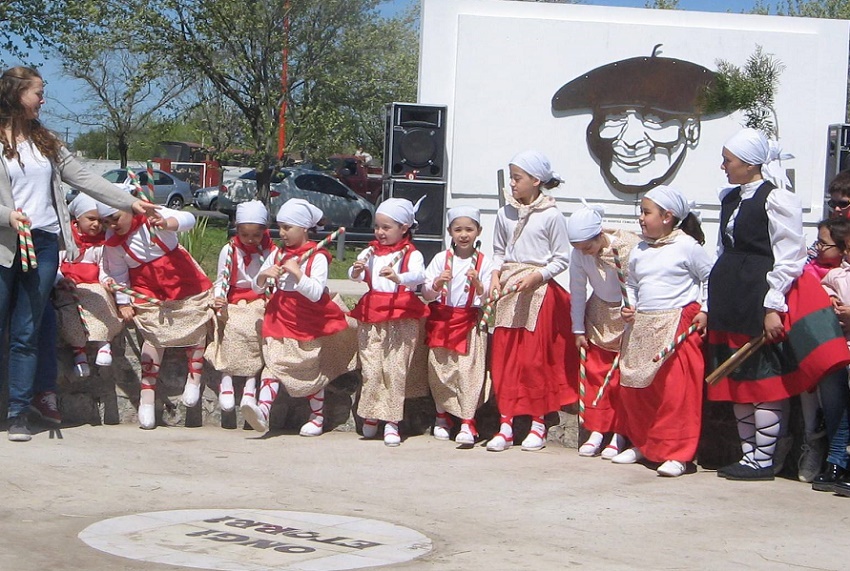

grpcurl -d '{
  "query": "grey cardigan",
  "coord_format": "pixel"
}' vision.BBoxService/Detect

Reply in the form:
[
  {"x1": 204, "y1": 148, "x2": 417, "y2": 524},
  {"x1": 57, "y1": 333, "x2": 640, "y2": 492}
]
[{"x1": 0, "y1": 145, "x2": 137, "y2": 268}]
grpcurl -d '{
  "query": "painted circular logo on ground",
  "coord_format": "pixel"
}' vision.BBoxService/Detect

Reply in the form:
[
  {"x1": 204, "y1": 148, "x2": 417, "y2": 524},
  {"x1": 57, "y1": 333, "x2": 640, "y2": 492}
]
[{"x1": 78, "y1": 509, "x2": 432, "y2": 571}]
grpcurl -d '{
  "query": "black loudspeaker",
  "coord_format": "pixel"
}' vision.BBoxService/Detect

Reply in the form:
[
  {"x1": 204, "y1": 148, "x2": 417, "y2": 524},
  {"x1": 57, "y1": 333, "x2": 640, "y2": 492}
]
[
  {"x1": 826, "y1": 124, "x2": 850, "y2": 190},
  {"x1": 384, "y1": 103, "x2": 447, "y2": 180},
  {"x1": 383, "y1": 179, "x2": 446, "y2": 238}
]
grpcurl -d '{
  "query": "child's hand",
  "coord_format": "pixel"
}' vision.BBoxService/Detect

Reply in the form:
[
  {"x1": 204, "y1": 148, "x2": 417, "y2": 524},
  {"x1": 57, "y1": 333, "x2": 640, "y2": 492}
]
[
  {"x1": 466, "y1": 268, "x2": 484, "y2": 295},
  {"x1": 621, "y1": 306, "x2": 636, "y2": 323},
  {"x1": 258, "y1": 265, "x2": 283, "y2": 285},
  {"x1": 350, "y1": 260, "x2": 367, "y2": 279},
  {"x1": 379, "y1": 266, "x2": 400, "y2": 284},
  {"x1": 150, "y1": 216, "x2": 178, "y2": 231},
  {"x1": 575, "y1": 334, "x2": 588, "y2": 351},
  {"x1": 282, "y1": 257, "x2": 303, "y2": 281},
  {"x1": 213, "y1": 296, "x2": 227, "y2": 310},
  {"x1": 514, "y1": 270, "x2": 544, "y2": 292},
  {"x1": 118, "y1": 305, "x2": 135, "y2": 322},
  {"x1": 692, "y1": 311, "x2": 708, "y2": 333},
  {"x1": 432, "y1": 268, "x2": 452, "y2": 292}
]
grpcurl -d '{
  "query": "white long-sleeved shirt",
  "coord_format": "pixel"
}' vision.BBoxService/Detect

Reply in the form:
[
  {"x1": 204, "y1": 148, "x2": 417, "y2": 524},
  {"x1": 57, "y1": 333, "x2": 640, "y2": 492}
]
[
  {"x1": 347, "y1": 246, "x2": 426, "y2": 292},
  {"x1": 214, "y1": 242, "x2": 271, "y2": 299},
  {"x1": 4, "y1": 141, "x2": 59, "y2": 233},
  {"x1": 569, "y1": 246, "x2": 625, "y2": 335},
  {"x1": 101, "y1": 207, "x2": 196, "y2": 304},
  {"x1": 421, "y1": 249, "x2": 496, "y2": 307},
  {"x1": 251, "y1": 250, "x2": 328, "y2": 303},
  {"x1": 492, "y1": 204, "x2": 570, "y2": 281},
  {"x1": 717, "y1": 180, "x2": 806, "y2": 312},
  {"x1": 627, "y1": 233, "x2": 714, "y2": 312},
  {"x1": 56, "y1": 245, "x2": 107, "y2": 285}
]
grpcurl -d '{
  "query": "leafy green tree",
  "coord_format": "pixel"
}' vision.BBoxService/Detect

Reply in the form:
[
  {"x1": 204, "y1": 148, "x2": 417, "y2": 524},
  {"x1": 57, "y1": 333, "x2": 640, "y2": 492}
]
[{"x1": 645, "y1": 0, "x2": 681, "y2": 8}]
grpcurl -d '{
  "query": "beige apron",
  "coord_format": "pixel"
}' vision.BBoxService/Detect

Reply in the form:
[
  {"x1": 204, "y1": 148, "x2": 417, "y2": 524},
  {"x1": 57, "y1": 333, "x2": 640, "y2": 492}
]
[
  {"x1": 205, "y1": 298, "x2": 265, "y2": 376},
  {"x1": 133, "y1": 290, "x2": 213, "y2": 348},
  {"x1": 585, "y1": 294, "x2": 625, "y2": 352},
  {"x1": 54, "y1": 283, "x2": 123, "y2": 346},
  {"x1": 619, "y1": 308, "x2": 681, "y2": 388},
  {"x1": 492, "y1": 263, "x2": 548, "y2": 332}
]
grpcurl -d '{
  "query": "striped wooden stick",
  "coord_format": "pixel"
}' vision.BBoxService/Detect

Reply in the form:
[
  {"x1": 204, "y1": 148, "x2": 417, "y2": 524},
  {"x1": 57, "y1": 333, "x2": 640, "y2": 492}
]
[
  {"x1": 593, "y1": 355, "x2": 619, "y2": 407},
  {"x1": 216, "y1": 242, "x2": 235, "y2": 315},
  {"x1": 612, "y1": 246, "x2": 630, "y2": 309},
  {"x1": 578, "y1": 346, "x2": 587, "y2": 426},
  {"x1": 267, "y1": 228, "x2": 346, "y2": 292},
  {"x1": 467, "y1": 241, "x2": 481, "y2": 293},
  {"x1": 107, "y1": 281, "x2": 161, "y2": 305},
  {"x1": 441, "y1": 247, "x2": 453, "y2": 300},
  {"x1": 384, "y1": 244, "x2": 410, "y2": 269},
  {"x1": 16, "y1": 210, "x2": 36, "y2": 271},
  {"x1": 145, "y1": 161, "x2": 157, "y2": 203},
  {"x1": 478, "y1": 284, "x2": 519, "y2": 329},
  {"x1": 71, "y1": 290, "x2": 90, "y2": 338},
  {"x1": 652, "y1": 324, "x2": 700, "y2": 363}
]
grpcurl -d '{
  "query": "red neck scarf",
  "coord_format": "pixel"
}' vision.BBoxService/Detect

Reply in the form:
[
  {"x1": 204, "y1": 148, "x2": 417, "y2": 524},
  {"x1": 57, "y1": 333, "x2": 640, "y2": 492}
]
[
  {"x1": 233, "y1": 231, "x2": 273, "y2": 267},
  {"x1": 278, "y1": 241, "x2": 332, "y2": 265},
  {"x1": 104, "y1": 214, "x2": 148, "y2": 247},
  {"x1": 71, "y1": 221, "x2": 106, "y2": 256},
  {"x1": 368, "y1": 235, "x2": 413, "y2": 257}
]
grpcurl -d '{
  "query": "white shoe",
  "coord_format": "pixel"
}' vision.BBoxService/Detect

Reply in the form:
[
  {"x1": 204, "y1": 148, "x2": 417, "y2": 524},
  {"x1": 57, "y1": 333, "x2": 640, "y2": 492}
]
[
  {"x1": 299, "y1": 419, "x2": 323, "y2": 437},
  {"x1": 241, "y1": 401, "x2": 269, "y2": 434},
  {"x1": 611, "y1": 447, "x2": 644, "y2": 464},
  {"x1": 455, "y1": 427, "x2": 476, "y2": 446},
  {"x1": 138, "y1": 403, "x2": 156, "y2": 430},
  {"x1": 95, "y1": 347, "x2": 112, "y2": 366},
  {"x1": 182, "y1": 383, "x2": 201, "y2": 407},
  {"x1": 240, "y1": 394, "x2": 256, "y2": 409},
  {"x1": 486, "y1": 433, "x2": 513, "y2": 452},
  {"x1": 384, "y1": 424, "x2": 401, "y2": 447},
  {"x1": 521, "y1": 429, "x2": 546, "y2": 451},
  {"x1": 579, "y1": 441, "x2": 602, "y2": 457},
  {"x1": 219, "y1": 391, "x2": 235, "y2": 412},
  {"x1": 75, "y1": 362, "x2": 90, "y2": 378},
  {"x1": 657, "y1": 460, "x2": 686, "y2": 477},
  {"x1": 433, "y1": 424, "x2": 450, "y2": 441},
  {"x1": 362, "y1": 419, "x2": 379, "y2": 439},
  {"x1": 601, "y1": 434, "x2": 626, "y2": 460}
]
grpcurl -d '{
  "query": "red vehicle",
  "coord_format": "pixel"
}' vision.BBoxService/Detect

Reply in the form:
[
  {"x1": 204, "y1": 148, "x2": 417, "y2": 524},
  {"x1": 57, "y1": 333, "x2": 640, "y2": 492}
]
[{"x1": 328, "y1": 154, "x2": 383, "y2": 204}]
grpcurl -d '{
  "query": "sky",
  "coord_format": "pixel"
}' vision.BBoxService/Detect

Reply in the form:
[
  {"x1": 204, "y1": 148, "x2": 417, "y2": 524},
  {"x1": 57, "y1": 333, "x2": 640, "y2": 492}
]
[{"x1": 28, "y1": 0, "x2": 779, "y2": 145}]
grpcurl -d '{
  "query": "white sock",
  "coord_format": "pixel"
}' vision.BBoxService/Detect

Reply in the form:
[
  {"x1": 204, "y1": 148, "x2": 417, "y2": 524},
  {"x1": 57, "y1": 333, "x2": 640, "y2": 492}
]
[
  {"x1": 584, "y1": 431, "x2": 604, "y2": 447},
  {"x1": 307, "y1": 389, "x2": 325, "y2": 428},
  {"x1": 257, "y1": 378, "x2": 279, "y2": 417},
  {"x1": 243, "y1": 376, "x2": 257, "y2": 400},
  {"x1": 220, "y1": 374, "x2": 234, "y2": 396}
]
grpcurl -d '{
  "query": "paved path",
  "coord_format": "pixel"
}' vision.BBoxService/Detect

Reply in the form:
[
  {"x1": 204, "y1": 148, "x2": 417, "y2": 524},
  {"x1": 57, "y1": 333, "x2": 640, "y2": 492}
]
[{"x1": 0, "y1": 423, "x2": 846, "y2": 570}]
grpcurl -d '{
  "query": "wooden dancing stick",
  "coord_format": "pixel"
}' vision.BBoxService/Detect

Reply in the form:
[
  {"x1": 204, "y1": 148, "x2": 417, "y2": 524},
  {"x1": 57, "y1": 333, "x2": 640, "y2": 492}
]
[
  {"x1": 705, "y1": 333, "x2": 767, "y2": 385},
  {"x1": 478, "y1": 285, "x2": 519, "y2": 329},
  {"x1": 592, "y1": 355, "x2": 619, "y2": 407},
  {"x1": 652, "y1": 324, "x2": 700, "y2": 363},
  {"x1": 266, "y1": 228, "x2": 346, "y2": 292},
  {"x1": 578, "y1": 346, "x2": 587, "y2": 426},
  {"x1": 612, "y1": 246, "x2": 630, "y2": 309}
]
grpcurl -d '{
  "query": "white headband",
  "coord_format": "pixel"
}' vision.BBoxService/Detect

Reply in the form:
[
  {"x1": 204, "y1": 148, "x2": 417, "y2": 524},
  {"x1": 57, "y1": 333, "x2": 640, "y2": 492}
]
[
  {"x1": 276, "y1": 198, "x2": 323, "y2": 228},
  {"x1": 724, "y1": 128, "x2": 794, "y2": 190},
  {"x1": 509, "y1": 150, "x2": 562, "y2": 185},
  {"x1": 69, "y1": 193, "x2": 100, "y2": 219},
  {"x1": 236, "y1": 200, "x2": 269, "y2": 226},
  {"x1": 644, "y1": 185, "x2": 692, "y2": 221},
  {"x1": 567, "y1": 203, "x2": 605, "y2": 242},
  {"x1": 376, "y1": 197, "x2": 417, "y2": 227},
  {"x1": 446, "y1": 206, "x2": 480, "y2": 227}
]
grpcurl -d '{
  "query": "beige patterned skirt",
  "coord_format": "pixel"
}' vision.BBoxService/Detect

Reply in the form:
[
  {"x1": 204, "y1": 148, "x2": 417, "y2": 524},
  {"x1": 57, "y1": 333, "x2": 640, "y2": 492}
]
[
  {"x1": 585, "y1": 294, "x2": 625, "y2": 352},
  {"x1": 619, "y1": 308, "x2": 681, "y2": 388},
  {"x1": 54, "y1": 283, "x2": 123, "y2": 346},
  {"x1": 356, "y1": 318, "x2": 429, "y2": 422},
  {"x1": 428, "y1": 325, "x2": 489, "y2": 419},
  {"x1": 492, "y1": 263, "x2": 548, "y2": 332},
  {"x1": 205, "y1": 299, "x2": 265, "y2": 377},
  {"x1": 133, "y1": 290, "x2": 213, "y2": 348}
]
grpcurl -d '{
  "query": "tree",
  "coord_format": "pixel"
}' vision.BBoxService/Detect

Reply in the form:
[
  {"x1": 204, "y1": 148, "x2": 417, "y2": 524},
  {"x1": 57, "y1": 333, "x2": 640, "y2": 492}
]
[{"x1": 645, "y1": 0, "x2": 680, "y2": 8}]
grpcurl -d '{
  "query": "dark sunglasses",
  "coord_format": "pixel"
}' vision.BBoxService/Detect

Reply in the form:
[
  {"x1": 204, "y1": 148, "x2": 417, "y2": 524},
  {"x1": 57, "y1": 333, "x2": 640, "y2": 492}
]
[{"x1": 828, "y1": 199, "x2": 850, "y2": 209}]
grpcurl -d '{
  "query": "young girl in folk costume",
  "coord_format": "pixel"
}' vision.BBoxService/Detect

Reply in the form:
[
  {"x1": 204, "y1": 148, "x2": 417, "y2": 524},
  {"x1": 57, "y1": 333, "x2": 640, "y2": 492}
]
[
  {"x1": 349, "y1": 197, "x2": 428, "y2": 447},
  {"x1": 54, "y1": 193, "x2": 123, "y2": 378},
  {"x1": 206, "y1": 200, "x2": 275, "y2": 413},
  {"x1": 707, "y1": 128, "x2": 850, "y2": 481},
  {"x1": 422, "y1": 206, "x2": 495, "y2": 445},
  {"x1": 240, "y1": 199, "x2": 355, "y2": 436},
  {"x1": 614, "y1": 186, "x2": 713, "y2": 477},
  {"x1": 100, "y1": 193, "x2": 213, "y2": 430},
  {"x1": 567, "y1": 203, "x2": 641, "y2": 459},
  {"x1": 487, "y1": 150, "x2": 578, "y2": 453}
]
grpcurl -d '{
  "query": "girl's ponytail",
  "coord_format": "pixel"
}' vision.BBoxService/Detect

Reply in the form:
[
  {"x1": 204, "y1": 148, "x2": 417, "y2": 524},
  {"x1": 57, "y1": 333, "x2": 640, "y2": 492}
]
[{"x1": 677, "y1": 213, "x2": 705, "y2": 245}]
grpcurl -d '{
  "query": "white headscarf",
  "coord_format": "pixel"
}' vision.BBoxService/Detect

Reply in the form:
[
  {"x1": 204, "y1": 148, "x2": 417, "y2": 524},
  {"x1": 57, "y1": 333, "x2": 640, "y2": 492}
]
[
  {"x1": 509, "y1": 150, "x2": 562, "y2": 185},
  {"x1": 236, "y1": 200, "x2": 269, "y2": 226},
  {"x1": 96, "y1": 183, "x2": 135, "y2": 217},
  {"x1": 446, "y1": 206, "x2": 480, "y2": 227},
  {"x1": 276, "y1": 198, "x2": 323, "y2": 228},
  {"x1": 69, "y1": 194, "x2": 100, "y2": 219},
  {"x1": 567, "y1": 203, "x2": 605, "y2": 242},
  {"x1": 644, "y1": 185, "x2": 692, "y2": 221},
  {"x1": 376, "y1": 197, "x2": 417, "y2": 227},
  {"x1": 723, "y1": 128, "x2": 794, "y2": 191}
]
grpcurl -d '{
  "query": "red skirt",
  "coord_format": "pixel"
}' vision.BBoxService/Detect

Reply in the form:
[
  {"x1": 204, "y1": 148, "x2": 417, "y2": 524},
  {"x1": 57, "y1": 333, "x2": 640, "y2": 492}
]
[
  {"x1": 707, "y1": 271, "x2": 850, "y2": 403},
  {"x1": 582, "y1": 342, "x2": 620, "y2": 433},
  {"x1": 129, "y1": 247, "x2": 211, "y2": 301},
  {"x1": 490, "y1": 281, "x2": 579, "y2": 418},
  {"x1": 615, "y1": 302, "x2": 703, "y2": 463}
]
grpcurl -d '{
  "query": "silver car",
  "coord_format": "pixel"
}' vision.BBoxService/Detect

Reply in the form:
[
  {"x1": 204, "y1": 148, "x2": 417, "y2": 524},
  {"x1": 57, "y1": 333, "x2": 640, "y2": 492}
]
[
  {"x1": 101, "y1": 168, "x2": 194, "y2": 209},
  {"x1": 218, "y1": 167, "x2": 375, "y2": 229}
]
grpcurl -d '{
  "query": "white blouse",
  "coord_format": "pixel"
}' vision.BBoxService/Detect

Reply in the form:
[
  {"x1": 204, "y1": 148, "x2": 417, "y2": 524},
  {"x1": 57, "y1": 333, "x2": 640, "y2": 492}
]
[
  {"x1": 627, "y1": 233, "x2": 714, "y2": 312},
  {"x1": 347, "y1": 247, "x2": 426, "y2": 292},
  {"x1": 492, "y1": 204, "x2": 570, "y2": 281},
  {"x1": 213, "y1": 242, "x2": 271, "y2": 299},
  {"x1": 421, "y1": 249, "x2": 497, "y2": 308},
  {"x1": 251, "y1": 250, "x2": 328, "y2": 303},
  {"x1": 717, "y1": 179, "x2": 806, "y2": 312},
  {"x1": 569, "y1": 248, "x2": 624, "y2": 335},
  {"x1": 4, "y1": 141, "x2": 59, "y2": 233}
]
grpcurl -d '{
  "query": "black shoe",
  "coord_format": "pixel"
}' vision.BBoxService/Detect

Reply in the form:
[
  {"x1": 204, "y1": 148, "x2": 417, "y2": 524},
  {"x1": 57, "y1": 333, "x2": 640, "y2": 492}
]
[
  {"x1": 7, "y1": 415, "x2": 32, "y2": 442},
  {"x1": 812, "y1": 462, "x2": 846, "y2": 492},
  {"x1": 832, "y1": 476, "x2": 850, "y2": 497},
  {"x1": 717, "y1": 461, "x2": 774, "y2": 481}
]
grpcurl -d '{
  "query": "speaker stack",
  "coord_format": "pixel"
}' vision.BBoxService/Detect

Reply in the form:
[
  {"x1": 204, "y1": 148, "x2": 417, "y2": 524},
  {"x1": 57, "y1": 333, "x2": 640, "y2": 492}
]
[{"x1": 383, "y1": 103, "x2": 448, "y2": 263}]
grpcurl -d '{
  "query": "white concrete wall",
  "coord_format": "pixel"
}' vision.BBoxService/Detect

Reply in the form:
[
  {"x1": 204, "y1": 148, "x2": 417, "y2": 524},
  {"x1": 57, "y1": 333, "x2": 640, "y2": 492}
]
[{"x1": 419, "y1": 0, "x2": 850, "y2": 257}]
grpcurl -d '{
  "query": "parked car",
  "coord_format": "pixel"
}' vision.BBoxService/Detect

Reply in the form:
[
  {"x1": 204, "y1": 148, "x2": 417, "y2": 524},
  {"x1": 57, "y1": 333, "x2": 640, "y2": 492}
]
[
  {"x1": 100, "y1": 168, "x2": 193, "y2": 209},
  {"x1": 192, "y1": 186, "x2": 219, "y2": 210},
  {"x1": 218, "y1": 167, "x2": 375, "y2": 230},
  {"x1": 327, "y1": 155, "x2": 383, "y2": 204}
]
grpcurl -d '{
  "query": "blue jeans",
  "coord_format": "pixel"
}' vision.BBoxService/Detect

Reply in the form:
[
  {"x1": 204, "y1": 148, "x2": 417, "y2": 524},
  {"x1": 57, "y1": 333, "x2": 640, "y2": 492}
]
[
  {"x1": 0, "y1": 229, "x2": 59, "y2": 418},
  {"x1": 33, "y1": 301, "x2": 58, "y2": 394},
  {"x1": 819, "y1": 366, "x2": 850, "y2": 469}
]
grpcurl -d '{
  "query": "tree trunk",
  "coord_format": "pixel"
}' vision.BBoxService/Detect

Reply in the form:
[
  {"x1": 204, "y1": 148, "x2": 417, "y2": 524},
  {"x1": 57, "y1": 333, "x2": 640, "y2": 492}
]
[{"x1": 118, "y1": 135, "x2": 129, "y2": 169}]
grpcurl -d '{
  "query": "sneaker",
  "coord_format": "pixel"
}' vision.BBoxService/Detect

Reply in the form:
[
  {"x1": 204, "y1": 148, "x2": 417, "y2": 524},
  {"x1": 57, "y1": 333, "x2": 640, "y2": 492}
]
[
  {"x1": 75, "y1": 362, "x2": 91, "y2": 378},
  {"x1": 7, "y1": 415, "x2": 32, "y2": 442},
  {"x1": 812, "y1": 462, "x2": 845, "y2": 492},
  {"x1": 384, "y1": 423, "x2": 401, "y2": 447},
  {"x1": 717, "y1": 462, "x2": 774, "y2": 481},
  {"x1": 241, "y1": 401, "x2": 269, "y2": 434},
  {"x1": 798, "y1": 433, "x2": 827, "y2": 483},
  {"x1": 95, "y1": 346, "x2": 113, "y2": 367},
  {"x1": 30, "y1": 391, "x2": 61, "y2": 425}
]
